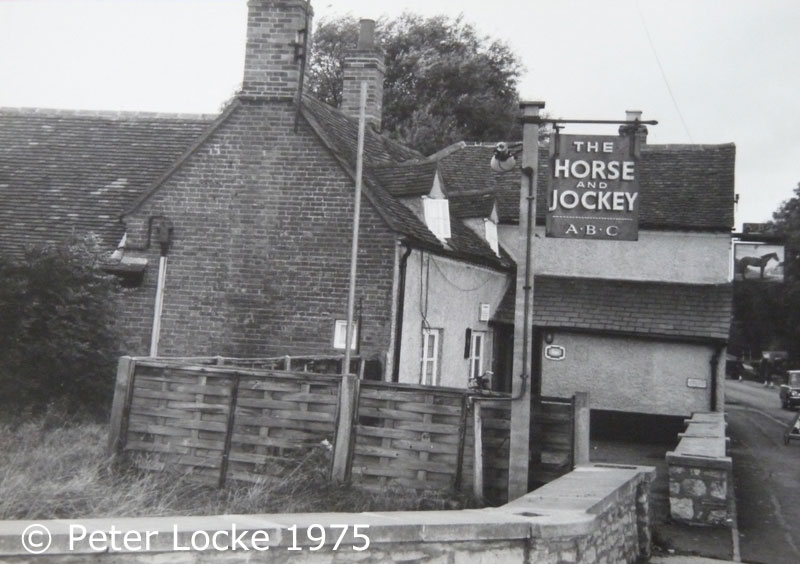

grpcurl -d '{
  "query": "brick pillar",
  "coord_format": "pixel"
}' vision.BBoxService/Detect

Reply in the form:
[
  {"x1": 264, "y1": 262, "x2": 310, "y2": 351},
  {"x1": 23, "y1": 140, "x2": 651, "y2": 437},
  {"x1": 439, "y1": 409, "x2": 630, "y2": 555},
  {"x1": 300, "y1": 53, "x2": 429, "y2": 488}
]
[
  {"x1": 242, "y1": 0, "x2": 313, "y2": 100},
  {"x1": 341, "y1": 19, "x2": 385, "y2": 131}
]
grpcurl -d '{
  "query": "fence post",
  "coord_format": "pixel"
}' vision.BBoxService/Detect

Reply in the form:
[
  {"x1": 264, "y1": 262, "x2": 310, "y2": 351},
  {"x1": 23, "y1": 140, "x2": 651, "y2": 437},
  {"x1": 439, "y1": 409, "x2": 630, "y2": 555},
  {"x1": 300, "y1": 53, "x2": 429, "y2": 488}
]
[
  {"x1": 454, "y1": 394, "x2": 469, "y2": 490},
  {"x1": 473, "y1": 400, "x2": 484, "y2": 500},
  {"x1": 573, "y1": 391, "x2": 590, "y2": 466},
  {"x1": 331, "y1": 374, "x2": 358, "y2": 482},
  {"x1": 108, "y1": 356, "x2": 136, "y2": 456},
  {"x1": 218, "y1": 374, "x2": 242, "y2": 488}
]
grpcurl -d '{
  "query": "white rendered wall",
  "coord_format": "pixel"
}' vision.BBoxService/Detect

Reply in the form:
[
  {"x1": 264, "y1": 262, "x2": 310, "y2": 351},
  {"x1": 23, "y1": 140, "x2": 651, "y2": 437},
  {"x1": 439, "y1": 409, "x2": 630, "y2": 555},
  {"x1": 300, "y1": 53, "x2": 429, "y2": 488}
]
[{"x1": 397, "y1": 249, "x2": 509, "y2": 388}]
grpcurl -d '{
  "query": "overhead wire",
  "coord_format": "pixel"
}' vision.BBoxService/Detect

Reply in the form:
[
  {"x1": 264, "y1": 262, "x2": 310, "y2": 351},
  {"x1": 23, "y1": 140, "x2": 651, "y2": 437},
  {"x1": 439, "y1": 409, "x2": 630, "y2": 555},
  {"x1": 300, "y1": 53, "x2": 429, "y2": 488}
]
[
  {"x1": 429, "y1": 255, "x2": 498, "y2": 292},
  {"x1": 635, "y1": 2, "x2": 694, "y2": 143}
]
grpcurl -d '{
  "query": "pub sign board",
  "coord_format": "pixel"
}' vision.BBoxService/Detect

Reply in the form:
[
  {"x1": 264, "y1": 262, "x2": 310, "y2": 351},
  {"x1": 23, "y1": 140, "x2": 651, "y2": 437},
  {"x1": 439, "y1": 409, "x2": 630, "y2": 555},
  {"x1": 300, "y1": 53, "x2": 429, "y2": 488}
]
[{"x1": 546, "y1": 133, "x2": 640, "y2": 240}]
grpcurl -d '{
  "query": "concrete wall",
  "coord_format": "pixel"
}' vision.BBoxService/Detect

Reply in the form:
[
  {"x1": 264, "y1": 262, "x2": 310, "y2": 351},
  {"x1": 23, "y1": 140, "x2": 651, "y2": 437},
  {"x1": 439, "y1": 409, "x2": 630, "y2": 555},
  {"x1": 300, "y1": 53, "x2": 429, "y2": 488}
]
[
  {"x1": 499, "y1": 225, "x2": 731, "y2": 284},
  {"x1": 397, "y1": 249, "x2": 509, "y2": 388},
  {"x1": 0, "y1": 464, "x2": 655, "y2": 564},
  {"x1": 541, "y1": 331, "x2": 717, "y2": 416}
]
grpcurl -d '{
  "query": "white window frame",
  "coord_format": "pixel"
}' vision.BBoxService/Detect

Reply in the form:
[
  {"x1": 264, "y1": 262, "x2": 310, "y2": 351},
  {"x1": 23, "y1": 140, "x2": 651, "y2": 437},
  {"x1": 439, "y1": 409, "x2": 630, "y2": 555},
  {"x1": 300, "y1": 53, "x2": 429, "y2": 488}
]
[
  {"x1": 333, "y1": 319, "x2": 358, "y2": 350},
  {"x1": 469, "y1": 330, "x2": 486, "y2": 380},
  {"x1": 421, "y1": 328, "x2": 442, "y2": 386}
]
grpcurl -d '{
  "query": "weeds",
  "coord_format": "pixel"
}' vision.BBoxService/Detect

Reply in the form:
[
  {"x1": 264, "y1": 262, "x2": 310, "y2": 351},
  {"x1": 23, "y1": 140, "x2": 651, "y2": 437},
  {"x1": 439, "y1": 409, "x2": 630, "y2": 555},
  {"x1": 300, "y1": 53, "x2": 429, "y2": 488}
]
[{"x1": 0, "y1": 418, "x2": 476, "y2": 520}]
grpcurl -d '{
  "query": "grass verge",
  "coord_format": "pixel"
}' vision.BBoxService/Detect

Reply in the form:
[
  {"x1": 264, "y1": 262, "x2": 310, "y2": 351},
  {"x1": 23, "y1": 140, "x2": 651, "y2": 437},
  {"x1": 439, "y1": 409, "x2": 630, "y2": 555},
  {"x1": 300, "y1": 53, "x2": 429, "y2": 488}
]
[{"x1": 0, "y1": 417, "x2": 475, "y2": 520}]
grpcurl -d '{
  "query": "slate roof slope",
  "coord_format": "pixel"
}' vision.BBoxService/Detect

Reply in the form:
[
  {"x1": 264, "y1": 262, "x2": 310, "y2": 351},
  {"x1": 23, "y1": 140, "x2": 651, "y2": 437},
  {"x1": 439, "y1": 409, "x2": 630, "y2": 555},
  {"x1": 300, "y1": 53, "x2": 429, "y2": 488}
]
[
  {"x1": 493, "y1": 276, "x2": 732, "y2": 342},
  {"x1": 300, "y1": 96, "x2": 513, "y2": 271},
  {"x1": 435, "y1": 142, "x2": 736, "y2": 231},
  {"x1": 0, "y1": 108, "x2": 212, "y2": 259}
]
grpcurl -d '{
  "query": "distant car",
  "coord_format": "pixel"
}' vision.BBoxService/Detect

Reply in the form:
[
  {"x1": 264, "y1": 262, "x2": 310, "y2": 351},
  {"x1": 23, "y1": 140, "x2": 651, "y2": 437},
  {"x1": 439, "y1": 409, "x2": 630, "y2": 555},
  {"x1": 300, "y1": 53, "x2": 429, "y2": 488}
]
[
  {"x1": 725, "y1": 355, "x2": 756, "y2": 380},
  {"x1": 779, "y1": 371, "x2": 800, "y2": 410},
  {"x1": 725, "y1": 357, "x2": 744, "y2": 379}
]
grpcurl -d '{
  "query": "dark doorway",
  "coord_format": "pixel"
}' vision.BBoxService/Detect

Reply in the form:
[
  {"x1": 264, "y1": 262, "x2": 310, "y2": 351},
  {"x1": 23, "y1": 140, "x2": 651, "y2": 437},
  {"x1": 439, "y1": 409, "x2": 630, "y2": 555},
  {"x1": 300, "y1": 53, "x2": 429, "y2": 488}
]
[{"x1": 491, "y1": 324, "x2": 514, "y2": 392}]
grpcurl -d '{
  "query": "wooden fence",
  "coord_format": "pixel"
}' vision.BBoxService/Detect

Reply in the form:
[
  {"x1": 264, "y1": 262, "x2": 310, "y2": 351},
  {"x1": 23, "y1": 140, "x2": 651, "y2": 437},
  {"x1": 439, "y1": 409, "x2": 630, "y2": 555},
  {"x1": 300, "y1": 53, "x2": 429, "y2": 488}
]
[
  {"x1": 109, "y1": 357, "x2": 585, "y2": 502},
  {"x1": 108, "y1": 357, "x2": 344, "y2": 487}
]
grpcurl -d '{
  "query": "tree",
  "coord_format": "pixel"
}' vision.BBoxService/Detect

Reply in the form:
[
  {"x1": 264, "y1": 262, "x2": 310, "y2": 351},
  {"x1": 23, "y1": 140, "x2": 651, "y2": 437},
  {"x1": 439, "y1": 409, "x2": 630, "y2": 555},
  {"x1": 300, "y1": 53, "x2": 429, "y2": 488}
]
[
  {"x1": 307, "y1": 13, "x2": 524, "y2": 156},
  {"x1": 769, "y1": 182, "x2": 800, "y2": 360},
  {"x1": 0, "y1": 235, "x2": 121, "y2": 420}
]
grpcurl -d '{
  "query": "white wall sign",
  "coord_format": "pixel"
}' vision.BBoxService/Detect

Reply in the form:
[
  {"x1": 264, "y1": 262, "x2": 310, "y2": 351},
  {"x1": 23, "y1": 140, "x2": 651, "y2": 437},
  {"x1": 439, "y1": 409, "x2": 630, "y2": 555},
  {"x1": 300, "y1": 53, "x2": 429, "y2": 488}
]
[
  {"x1": 686, "y1": 378, "x2": 707, "y2": 389},
  {"x1": 544, "y1": 345, "x2": 566, "y2": 361}
]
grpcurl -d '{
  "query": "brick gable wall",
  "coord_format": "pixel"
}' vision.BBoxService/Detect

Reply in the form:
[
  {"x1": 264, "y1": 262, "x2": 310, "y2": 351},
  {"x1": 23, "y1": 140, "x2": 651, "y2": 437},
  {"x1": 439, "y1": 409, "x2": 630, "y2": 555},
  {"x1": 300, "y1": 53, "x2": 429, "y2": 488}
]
[{"x1": 118, "y1": 100, "x2": 397, "y2": 364}]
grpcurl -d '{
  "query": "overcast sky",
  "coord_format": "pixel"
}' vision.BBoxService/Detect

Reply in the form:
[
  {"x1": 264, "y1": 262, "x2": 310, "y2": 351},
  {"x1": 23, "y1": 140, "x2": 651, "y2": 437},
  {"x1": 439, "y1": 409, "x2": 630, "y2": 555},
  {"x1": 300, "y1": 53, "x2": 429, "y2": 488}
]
[{"x1": 1, "y1": 0, "x2": 798, "y2": 229}]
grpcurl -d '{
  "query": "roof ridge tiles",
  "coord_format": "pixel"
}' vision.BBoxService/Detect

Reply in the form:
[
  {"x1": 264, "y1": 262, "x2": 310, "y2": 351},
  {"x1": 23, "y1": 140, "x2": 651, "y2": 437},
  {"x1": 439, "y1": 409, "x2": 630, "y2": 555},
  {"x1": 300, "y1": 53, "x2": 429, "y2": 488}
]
[
  {"x1": 0, "y1": 106, "x2": 215, "y2": 122},
  {"x1": 642, "y1": 143, "x2": 736, "y2": 151}
]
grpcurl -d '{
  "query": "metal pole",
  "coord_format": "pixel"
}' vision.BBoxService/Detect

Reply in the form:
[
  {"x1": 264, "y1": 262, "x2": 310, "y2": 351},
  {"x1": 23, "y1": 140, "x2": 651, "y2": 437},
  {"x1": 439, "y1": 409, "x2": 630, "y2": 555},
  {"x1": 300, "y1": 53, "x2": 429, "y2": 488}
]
[
  {"x1": 508, "y1": 101, "x2": 544, "y2": 500},
  {"x1": 149, "y1": 255, "x2": 167, "y2": 357},
  {"x1": 343, "y1": 82, "x2": 367, "y2": 375}
]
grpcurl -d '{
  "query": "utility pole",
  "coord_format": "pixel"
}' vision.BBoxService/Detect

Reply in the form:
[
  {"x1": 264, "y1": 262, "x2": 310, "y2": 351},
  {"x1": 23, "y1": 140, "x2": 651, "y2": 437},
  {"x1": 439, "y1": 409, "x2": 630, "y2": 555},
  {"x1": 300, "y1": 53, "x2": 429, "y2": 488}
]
[
  {"x1": 508, "y1": 100, "x2": 545, "y2": 500},
  {"x1": 343, "y1": 81, "x2": 367, "y2": 375}
]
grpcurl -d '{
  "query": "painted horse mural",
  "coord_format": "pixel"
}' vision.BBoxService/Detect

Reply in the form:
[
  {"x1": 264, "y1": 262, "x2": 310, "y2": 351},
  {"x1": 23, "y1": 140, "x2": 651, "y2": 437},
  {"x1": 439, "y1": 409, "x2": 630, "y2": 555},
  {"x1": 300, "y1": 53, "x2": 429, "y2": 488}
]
[{"x1": 736, "y1": 252, "x2": 780, "y2": 279}]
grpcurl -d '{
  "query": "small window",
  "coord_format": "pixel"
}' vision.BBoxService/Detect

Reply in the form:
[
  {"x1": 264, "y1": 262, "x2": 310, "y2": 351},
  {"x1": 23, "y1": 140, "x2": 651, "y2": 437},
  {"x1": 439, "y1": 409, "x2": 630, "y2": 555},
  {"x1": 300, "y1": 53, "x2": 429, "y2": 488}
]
[
  {"x1": 422, "y1": 197, "x2": 451, "y2": 241},
  {"x1": 469, "y1": 331, "x2": 486, "y2": 380},
  {"x1": 333, "y1": 319, "x2": 358, "y2": 350},
  {"x1": 484, "y1": 218, "x2": 499, "y2": 256},
  {"x1": 421, "y1": 328, "x2": 442, "y2": 386}
]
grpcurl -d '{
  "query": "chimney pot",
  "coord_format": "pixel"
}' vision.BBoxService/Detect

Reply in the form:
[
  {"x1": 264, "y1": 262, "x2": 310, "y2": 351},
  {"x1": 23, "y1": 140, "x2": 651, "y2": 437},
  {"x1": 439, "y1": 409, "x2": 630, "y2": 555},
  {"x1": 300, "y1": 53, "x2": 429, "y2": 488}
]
[
  {"x1": 625, "y1": 110, "x2": 643, "y2": 122},
  {"x1": 358, "y1": 19, "x2": 376, "y2": 50}
]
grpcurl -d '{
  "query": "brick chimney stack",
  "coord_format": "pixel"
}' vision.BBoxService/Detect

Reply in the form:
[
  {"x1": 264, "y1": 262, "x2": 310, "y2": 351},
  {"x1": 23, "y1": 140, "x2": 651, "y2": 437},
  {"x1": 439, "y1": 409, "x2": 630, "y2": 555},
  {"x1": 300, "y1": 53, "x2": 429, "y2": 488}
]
[
  {"x1": 241, "y1": 0, "x2": 313, "y2": 100},
  {"x1": 340, "y1": 19, "x2": 385, "y2": 130},
  {"x1": 619, "y1": 109, "x2": 648, "y2": 144}
]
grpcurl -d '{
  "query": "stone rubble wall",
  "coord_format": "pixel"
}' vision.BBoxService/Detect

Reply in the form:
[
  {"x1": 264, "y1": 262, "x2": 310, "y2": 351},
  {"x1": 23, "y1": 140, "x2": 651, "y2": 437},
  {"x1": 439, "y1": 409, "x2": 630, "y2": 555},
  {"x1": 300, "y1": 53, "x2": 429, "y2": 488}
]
[{"x1": 666, "y1": 412, "x2": 732, "y2": 526}]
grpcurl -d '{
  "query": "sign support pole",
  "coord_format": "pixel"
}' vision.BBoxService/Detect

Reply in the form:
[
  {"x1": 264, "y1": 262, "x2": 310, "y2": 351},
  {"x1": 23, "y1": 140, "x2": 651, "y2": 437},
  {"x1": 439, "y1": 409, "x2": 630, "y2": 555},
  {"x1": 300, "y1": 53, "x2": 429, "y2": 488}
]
[{"x1": 508, "y1": 100, "x2": 545, "y2": 500}]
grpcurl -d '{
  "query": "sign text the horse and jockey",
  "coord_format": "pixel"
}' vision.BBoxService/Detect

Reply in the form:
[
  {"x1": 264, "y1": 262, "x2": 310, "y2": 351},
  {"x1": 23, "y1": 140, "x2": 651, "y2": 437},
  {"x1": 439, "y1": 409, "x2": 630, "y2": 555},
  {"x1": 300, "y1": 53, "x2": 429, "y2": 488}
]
[{"x1": 546, "y1": 133, "x2": 640, "y2": 240}]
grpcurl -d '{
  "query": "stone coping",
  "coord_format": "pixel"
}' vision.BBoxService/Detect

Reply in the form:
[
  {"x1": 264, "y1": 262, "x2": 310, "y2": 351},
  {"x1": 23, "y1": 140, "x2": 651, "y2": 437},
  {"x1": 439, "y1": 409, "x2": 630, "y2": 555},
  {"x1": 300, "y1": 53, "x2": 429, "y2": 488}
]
[
  {"x1": 0, "y1": 463, "x2": 654, "y2": 557},
  {"x1": 667, "y1": 412, "x2": 731, "y2": 470}
]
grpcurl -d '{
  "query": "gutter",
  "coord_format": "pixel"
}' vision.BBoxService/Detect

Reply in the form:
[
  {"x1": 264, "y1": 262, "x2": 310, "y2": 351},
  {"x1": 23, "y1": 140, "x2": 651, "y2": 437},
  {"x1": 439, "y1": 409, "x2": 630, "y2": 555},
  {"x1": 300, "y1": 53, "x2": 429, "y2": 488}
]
[
  {"x1": 391, "y1": 245, "x2": 413, "y2": 383},
  {"x1": 710, "y1": 344, "x2": 725, "y2": 411}
]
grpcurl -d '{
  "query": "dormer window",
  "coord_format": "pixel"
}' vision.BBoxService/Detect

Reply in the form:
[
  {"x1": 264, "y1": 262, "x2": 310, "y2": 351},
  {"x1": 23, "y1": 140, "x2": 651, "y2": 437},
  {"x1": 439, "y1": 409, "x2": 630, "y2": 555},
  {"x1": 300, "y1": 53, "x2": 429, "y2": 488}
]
[
  {"x1": 484, "y1": 218, "x2": 499, "y2": 256},
  {"x1": 422, "y1": 196, "x2": 451, "y2": 242}
]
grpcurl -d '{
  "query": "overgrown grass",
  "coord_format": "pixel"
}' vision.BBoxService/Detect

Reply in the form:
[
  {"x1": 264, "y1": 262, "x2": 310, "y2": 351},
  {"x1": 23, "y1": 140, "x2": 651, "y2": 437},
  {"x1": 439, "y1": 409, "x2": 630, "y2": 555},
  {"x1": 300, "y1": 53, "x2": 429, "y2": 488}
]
[{"x1": 0, "y1": 417, "x2": 475, "y2": 520}]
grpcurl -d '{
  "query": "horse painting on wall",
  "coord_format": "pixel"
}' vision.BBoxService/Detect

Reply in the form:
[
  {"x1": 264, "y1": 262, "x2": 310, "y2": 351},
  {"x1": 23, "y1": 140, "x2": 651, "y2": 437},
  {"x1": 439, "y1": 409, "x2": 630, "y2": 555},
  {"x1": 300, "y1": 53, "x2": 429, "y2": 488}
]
[{"x1": 733, "y1": 243, "x2": 785, "y2": 282}]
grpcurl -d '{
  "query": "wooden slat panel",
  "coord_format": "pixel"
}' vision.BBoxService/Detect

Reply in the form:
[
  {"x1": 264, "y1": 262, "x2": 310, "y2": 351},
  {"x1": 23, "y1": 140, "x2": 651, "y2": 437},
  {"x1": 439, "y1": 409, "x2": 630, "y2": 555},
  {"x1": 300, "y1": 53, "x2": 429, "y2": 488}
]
[{"x1": 128, "y1": 420, "x2": 228, "y2": 436}]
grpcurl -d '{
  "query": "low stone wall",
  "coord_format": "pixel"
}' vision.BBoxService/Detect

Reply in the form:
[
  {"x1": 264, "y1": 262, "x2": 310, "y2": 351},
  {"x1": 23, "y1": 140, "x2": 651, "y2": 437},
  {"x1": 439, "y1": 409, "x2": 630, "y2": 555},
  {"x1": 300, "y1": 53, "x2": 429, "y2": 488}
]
[
  {"x1": 666, "y1": 412, "x2": 732, "y2": 526},
  {"x1": 0, "y1": 464, "x2": 655, "y2": 564}
]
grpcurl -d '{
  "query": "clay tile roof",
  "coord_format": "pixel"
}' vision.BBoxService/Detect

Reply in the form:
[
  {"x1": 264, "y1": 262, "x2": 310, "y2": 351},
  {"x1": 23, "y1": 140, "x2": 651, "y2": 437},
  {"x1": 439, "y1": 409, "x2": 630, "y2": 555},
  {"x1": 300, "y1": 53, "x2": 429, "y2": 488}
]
[
  {"x1": 0, "y1": 107, "x2": 212, "y2": 259},
  {"x1": 369, "y1": 161, "x2": 439, "y2": 197},
  {"x1": 301, "y1": 96, "x2": 512, "y2": 271},
  {"x1": 449, "y1": 192, "x2": 496, "y2": 219},
  {"x1": 493, "y1": 276, "x2": 732, "y2": 342},
  {"x1": 301, "y1": 95, "x2": 422, "y2": 165},
  {"x1": 436, "y1": 142, "x2": 736, "y2": 231}
]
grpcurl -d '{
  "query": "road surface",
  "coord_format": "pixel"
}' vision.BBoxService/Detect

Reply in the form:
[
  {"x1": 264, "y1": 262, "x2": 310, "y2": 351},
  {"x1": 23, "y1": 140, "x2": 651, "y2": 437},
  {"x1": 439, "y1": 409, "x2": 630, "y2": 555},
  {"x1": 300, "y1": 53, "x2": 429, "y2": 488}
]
[{"x1": 725, "y1": 379, "x2": 800, "y2": 564}]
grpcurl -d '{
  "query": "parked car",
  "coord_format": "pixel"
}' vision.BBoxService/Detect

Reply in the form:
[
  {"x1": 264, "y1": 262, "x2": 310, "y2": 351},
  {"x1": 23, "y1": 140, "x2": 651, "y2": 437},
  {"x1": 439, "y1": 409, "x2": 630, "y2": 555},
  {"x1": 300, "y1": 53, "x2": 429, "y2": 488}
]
[{"x1": 779, "y1": 370, "x2": 800, "y2": 410}]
